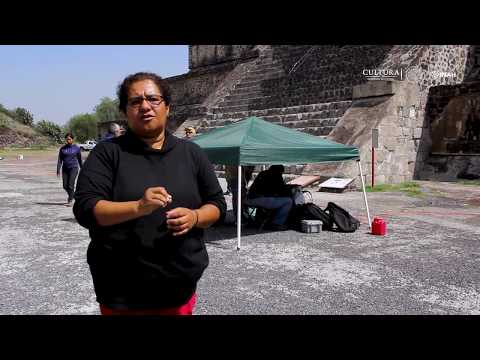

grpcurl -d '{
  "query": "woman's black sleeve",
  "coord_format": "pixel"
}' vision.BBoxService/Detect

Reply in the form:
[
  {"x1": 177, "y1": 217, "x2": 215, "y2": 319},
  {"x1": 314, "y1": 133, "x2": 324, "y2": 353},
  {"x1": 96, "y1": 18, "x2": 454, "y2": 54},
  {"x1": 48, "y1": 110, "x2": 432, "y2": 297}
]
[
  {"x1": 73, "y1": 143, "x2": 115, "y2": 229},
  {"x1": 193, "y1": 145, "x2": 227, "y2": 224},
  {"x1": 77, "y1": 148, "x2": 83, "y2": 168}
]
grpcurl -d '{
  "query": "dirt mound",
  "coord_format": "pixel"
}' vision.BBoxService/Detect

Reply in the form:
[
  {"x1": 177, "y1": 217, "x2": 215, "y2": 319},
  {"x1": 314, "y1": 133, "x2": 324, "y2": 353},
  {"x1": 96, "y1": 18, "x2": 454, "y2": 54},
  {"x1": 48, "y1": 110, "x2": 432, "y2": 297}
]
[
  {"x1": 0, "y1": 126, "x2": 49, "y2": 148},
  {"x1": 0, "y1": 111, "x2": 52, "y2": 149}
]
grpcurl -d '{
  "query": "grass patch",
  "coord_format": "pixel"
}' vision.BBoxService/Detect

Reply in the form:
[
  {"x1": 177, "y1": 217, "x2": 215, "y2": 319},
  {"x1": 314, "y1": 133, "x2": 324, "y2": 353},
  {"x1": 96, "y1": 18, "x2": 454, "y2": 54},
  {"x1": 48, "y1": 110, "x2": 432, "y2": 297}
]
[
  {"x1": 459, "y1": 180, "x2": 480, "y2": 186},
  {"x1": 0, "y1": 146, "x2": 58, "y2": 157},
  {"x1": 6, "y1": 144, "x2": 53, "y2": 150},
  {"x1": 363, "y1": 181, "x2": 423, "y2": 196}
]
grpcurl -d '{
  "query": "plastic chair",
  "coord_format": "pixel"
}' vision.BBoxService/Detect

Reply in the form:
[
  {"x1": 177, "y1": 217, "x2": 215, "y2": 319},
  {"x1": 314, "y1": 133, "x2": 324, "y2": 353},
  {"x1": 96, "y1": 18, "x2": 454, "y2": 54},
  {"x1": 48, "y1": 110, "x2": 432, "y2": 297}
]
[{"x1": 245, "y1": 206, "x2": 276, "y2": 231}]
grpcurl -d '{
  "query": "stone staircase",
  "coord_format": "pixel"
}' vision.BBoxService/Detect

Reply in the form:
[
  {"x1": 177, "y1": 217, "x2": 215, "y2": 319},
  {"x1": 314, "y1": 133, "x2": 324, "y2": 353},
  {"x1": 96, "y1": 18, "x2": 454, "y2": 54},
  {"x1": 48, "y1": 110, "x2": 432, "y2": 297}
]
[
  {"x1": 190, "y1": 46, "x2": 359, "y2": 137},
  {"x1": 180, "y1": 45, "x2": 379, "y2": 138},
  {"x1": 208, "y1": 47, "x2": 286, "y2": 115},
  {"x1": 170, "y1": 104, "x2": 208, "y2": 136},
  {"x1": 199, "y1": 100, "x2": 352, "y2": 136}
]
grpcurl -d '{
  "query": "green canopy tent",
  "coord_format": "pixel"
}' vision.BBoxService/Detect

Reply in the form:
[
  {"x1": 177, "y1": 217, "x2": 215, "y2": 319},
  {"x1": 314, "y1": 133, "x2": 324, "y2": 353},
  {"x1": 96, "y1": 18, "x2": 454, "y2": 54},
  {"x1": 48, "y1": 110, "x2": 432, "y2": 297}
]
[{"x1": 192, "y1": 117, "x2": 371, "y2": 249}]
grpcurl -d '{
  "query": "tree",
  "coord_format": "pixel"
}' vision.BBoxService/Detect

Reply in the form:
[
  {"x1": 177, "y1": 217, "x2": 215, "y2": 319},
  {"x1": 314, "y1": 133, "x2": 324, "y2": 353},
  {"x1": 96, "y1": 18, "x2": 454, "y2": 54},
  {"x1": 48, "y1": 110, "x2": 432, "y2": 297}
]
[
  {"x1": 0, "y1": 103, "x2": 14, "y2": 118},
  {"x1": 94, "y1": 97, "x2": 125, "y2": 123},
  {"x1": 66, "y1": 114, "x2": 98, "y2": 143},
  {"x1": 35, "y1": 120, "x2": 63, "y2": 143},
  {"x1": 0, "y1": 104, "x2": 14, "y2": 127},
  {"x1": 14, "y1": 107, "x2": 34, "y2": 126}
]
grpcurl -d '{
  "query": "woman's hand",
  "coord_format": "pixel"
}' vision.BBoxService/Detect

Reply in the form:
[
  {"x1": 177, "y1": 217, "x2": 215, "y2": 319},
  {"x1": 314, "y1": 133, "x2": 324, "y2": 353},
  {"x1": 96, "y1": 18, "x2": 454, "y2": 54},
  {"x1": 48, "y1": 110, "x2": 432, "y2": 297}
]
[
  {"x1": 137, "y1": 187, "x2": 172, "y2": 216},
  {"x1": 166, "y1": 207, "x2": 198, "y2": 236},
  {"x1": 92, "y1": 187, "x2": 173, "y2": 227}
]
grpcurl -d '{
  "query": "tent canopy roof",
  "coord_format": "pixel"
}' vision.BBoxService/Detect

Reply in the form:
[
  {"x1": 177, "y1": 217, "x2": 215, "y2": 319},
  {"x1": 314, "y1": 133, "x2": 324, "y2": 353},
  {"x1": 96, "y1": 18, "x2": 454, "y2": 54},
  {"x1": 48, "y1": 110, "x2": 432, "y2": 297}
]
[{"x1": 192, "y1": 116, "x2": 359, "y2": 165}]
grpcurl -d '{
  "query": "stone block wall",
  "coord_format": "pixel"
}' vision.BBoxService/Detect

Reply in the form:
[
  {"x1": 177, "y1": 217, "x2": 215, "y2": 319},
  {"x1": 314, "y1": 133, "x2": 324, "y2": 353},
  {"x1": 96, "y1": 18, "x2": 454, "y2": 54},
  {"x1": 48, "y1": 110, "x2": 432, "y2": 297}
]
[
  {"x1": 416, "y1": 81, "x2": 480, "y2": 180},
  {"x1": 379, "y1": 45, "x2": 470, "y2": 126},
  {"x1": 256, "y1": 45, "x2": 395, "y2": 110},
  {"x1": 195, "y1": 46, "x2": 401, "y2": 138},
  {"x1": 463, "y1": 45, "x2": 480, "y2": 82},
  {"x1": 166, "y1": 46, "x2": 264, "y2": 133},
  {"x1": 425, "y1": 82, "x2": 480, "y2": 124},
  {"x1": 270, "y1": 45, "x2": 313, "y2": 72},
  {"x1": 304, "y1": 46, "x2": 472, "y2": 184},
  {"x1": 304, "y1": 81, "x2": 420, "y2": 184},
  {"x1": 166, "y1": 62, "x2": 237, "y2": 130},
  {"x1": 167, "y1": 63, "x2": 237, "y2": 106},
  {"x1": 189, "y1": 45, "x2": 257, "y2": 70},
  {"x1": 375, "y1": 45, "x2": 471, "y2": 181},
  {"x1": 164, "y1": 45, "x2": 474, "y2": 184},
  {"x1": 420, "y1": 155, "x2": 480, "y2": 181},
  {"x1": 403, "y1": 46, "x2": 475, "y2": 181}
]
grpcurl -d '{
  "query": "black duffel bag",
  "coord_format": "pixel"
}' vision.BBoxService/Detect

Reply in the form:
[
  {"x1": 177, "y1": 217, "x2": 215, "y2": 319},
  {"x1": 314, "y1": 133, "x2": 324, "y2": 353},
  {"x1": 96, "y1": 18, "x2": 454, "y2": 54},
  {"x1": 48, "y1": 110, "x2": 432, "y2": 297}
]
[
  {"x1": 324, "y1": 202, "x2": 360, "y2": 233},
  {"x1": 287, "y1": 203, "x2": 332, "y2": 231}
]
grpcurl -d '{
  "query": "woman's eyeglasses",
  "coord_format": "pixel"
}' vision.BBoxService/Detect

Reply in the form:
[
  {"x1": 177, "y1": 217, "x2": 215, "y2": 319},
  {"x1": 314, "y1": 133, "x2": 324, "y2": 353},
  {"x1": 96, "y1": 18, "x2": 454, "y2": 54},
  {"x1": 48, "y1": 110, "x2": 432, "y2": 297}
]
[{"x1": 127, "y1": 95, "x2": 164, "y2": 109}]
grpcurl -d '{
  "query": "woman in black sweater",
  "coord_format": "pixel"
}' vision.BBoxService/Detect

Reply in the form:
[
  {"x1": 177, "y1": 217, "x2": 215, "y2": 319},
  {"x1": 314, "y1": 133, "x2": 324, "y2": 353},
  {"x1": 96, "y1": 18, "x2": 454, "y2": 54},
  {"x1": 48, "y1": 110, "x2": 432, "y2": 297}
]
[{"x1": 73, "y1": 72, "x2": 226, "y2": 315}]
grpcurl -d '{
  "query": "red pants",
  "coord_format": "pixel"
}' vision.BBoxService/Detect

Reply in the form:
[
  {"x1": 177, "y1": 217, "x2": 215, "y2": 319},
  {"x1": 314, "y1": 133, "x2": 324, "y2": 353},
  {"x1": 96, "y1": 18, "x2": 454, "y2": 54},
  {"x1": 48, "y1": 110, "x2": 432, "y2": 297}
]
[{"x1": 99, "y1": 293, "x2": 196, "y2": 315}]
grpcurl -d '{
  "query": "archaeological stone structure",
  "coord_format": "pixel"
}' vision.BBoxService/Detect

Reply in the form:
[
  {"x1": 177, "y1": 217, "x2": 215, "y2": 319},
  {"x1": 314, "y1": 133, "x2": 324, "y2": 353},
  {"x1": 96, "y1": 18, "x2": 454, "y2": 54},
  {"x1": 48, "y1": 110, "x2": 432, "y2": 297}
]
[{"x1": 165, "y1": 45, "x2": 480, "y2": 184}]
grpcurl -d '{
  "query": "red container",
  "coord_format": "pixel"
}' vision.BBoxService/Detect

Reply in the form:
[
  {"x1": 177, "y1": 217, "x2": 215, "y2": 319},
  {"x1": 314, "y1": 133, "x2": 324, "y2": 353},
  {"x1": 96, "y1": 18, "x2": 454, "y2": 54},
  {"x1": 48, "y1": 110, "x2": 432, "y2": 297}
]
[{"x1": 371, "y1": 217, "x2": 387, "y2": 235}]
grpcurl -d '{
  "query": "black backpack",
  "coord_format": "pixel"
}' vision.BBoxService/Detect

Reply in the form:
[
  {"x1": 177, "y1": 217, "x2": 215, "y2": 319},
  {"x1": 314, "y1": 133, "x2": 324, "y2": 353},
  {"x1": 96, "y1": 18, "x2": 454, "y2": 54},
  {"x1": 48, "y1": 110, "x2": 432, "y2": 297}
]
[
  {"x1": 324, "y1": 202, "x2": 360, "y2": 233},
  {"x1": 287, "y1": 203, "x2": 333, "y2": 231}
]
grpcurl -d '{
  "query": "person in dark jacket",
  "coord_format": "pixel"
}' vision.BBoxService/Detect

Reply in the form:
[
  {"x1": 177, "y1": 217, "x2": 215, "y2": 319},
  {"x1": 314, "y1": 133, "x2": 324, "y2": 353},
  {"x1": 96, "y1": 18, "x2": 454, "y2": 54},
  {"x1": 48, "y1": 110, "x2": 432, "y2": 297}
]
[
  {"x1": 73, "y1": 72, "x2": 226, "y2": 315},
  {"x1": 57, "y1": 133, "x2": 83, "y2": 206},
  {"x1": 246, "y1": 165, "x2": 292, "y2": 231},
  {"x1": 225, "y1": 165, "x2": 254, "y2": 224},
  {"x1": 101, "y1": 122, "x2": 123, "y2": 142}
]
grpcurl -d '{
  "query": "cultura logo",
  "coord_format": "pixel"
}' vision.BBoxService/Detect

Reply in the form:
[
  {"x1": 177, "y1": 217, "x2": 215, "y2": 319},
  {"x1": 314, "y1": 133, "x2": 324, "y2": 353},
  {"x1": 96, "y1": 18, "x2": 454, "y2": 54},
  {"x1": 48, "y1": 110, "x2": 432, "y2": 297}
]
[{"x1": 362, "y1": 68, "x2": 406, "y2": 81}]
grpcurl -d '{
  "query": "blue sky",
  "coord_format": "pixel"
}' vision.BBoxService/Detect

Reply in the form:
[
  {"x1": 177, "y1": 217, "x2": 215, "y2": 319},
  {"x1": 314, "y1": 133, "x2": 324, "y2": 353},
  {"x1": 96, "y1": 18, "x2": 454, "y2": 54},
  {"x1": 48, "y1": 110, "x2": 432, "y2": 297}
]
[{"x1": 0, "y1": 45, "x2": 189, "y2": 125}]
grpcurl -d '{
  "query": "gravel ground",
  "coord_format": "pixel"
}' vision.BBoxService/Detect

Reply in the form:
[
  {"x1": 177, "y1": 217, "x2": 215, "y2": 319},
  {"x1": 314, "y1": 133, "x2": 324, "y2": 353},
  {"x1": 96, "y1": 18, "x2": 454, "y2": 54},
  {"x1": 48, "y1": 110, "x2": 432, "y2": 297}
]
[{"x1": 1, "y1": 150, "x2": 479, "y2": 314}]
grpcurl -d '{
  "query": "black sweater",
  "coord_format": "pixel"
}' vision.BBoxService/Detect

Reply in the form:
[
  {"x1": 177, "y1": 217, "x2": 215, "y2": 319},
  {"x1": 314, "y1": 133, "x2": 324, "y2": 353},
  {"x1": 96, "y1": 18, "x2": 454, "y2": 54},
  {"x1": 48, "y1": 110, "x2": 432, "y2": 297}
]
[
  {"x1": 73, "y1": 130, "x2": 226, "y2": 309},
  {"x1": 247, "y1": 169, "x2": 290, "y2": 199}
]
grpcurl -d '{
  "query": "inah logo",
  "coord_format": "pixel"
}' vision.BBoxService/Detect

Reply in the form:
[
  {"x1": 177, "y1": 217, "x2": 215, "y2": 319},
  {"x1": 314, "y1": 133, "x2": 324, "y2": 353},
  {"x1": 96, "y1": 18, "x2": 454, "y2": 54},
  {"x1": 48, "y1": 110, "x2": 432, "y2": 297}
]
[
  {"x1": 405, "y1": 67, "x2": 421, "y2": 81},
  {"x1": 430, "y1": 70, "x2": 456, "y2": 79},
  {"x1": 404, "y1": 67, "x2": 456, "y2": 81}
]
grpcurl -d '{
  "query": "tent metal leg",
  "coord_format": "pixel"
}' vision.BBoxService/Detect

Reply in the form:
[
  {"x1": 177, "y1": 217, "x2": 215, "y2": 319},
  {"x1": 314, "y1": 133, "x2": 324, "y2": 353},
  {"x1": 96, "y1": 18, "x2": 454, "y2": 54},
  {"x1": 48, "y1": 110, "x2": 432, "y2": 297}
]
[
  {"x1": 237, "y1": 165, "x2": 242, "y2": 250},
  {"x1": 357, "y1": 160, "x2": 372, "y2": 229}
]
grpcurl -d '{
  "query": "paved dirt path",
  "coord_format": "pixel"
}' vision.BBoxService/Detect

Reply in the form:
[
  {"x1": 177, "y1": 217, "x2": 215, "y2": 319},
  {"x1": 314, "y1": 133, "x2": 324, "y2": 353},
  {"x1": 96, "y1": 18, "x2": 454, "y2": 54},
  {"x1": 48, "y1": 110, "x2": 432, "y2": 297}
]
[{"x1": 1, "y1": 149, "x2": 479, "y2": 314}]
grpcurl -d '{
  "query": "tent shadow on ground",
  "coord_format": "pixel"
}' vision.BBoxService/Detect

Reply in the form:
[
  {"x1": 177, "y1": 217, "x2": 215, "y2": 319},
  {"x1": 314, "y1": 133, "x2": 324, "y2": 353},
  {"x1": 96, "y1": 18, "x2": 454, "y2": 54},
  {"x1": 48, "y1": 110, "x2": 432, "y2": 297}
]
[
  {"x1": 61, "y1": 218, "x2": 77, "y2": 223},
  {"x1": 35, "y1": 202, "x2": 67, "y2": 206},
  {"x1": 205, "y1": 223, "x2": 280, "y2": 243}
]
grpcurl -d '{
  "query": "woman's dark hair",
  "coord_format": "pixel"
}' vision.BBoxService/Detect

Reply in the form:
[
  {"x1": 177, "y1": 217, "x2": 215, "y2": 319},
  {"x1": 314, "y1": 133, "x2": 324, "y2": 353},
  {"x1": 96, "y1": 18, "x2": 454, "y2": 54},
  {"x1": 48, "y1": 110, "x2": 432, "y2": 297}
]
[
  {"x1": 269, "y1": 165, "x2": 285, "y2": 173},
  {"x1": 65, "y1": 132, "x2": 74, "y2": 139},
  {"x1": 117, "y1": 72, "x2": 172, "y2": 113}
]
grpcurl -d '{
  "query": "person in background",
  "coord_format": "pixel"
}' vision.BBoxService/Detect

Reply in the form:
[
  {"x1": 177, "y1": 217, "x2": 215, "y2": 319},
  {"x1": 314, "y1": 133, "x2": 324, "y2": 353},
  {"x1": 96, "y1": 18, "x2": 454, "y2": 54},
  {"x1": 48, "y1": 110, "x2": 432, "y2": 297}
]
[
  {"x1": 73, "y1": 72, "x2": 226, "y2": 315},
  {"x1": 57, "y1": 133, "x2": 83, "y2": 206},
  {"x1": 246, "y1": 165, "x2": 292, "y2": 231},
  {"x1": 184, "y1": 127, "x2": 196, "y2": 140},
  {"x1": 225, "y1": 165, "x2": 254, "y2": 224},
  {"x1": 102, "y1": 122, "x2": 123, "y2": 142}
]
